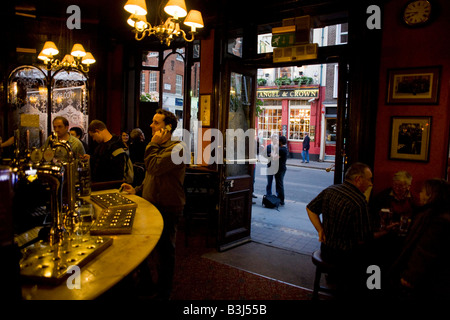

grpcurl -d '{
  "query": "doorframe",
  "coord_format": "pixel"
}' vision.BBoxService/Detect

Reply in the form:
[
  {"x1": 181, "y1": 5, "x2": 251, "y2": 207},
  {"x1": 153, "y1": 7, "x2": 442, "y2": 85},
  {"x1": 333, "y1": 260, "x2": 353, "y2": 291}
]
[{"x1": 216, "y1": 59, "x2": 257, "y2": 251}]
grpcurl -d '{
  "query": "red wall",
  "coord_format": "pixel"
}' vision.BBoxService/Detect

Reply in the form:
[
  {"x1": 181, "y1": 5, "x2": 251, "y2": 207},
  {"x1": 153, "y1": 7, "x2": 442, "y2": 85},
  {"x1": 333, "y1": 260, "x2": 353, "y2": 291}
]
[{"x1": 373, "y1": 0, "x2": 450, "y2": 196}]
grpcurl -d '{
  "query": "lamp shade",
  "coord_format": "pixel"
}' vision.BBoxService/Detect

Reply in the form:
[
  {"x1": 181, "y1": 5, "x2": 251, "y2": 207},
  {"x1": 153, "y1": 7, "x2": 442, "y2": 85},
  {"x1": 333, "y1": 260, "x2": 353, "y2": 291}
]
[
  {"x1": 127, "y1": 14, "x2": 148, "y2": 30},
  {"x1": 37, "y1": 50, "x2": 50, "y2": 62},
  {"x1": 71, "y1": 43, "x2": 86, "y2": 58},
  {"x1": 124, "y1": 0, "x2": 147, "y2": 15},
  {"x1": 42, "y1": 41, "x2": 59, "y2": 56},
  {"x1": 82, "y1": 52, "x2": 96, "y2": 65},
  {"x1": 164, "y1": 0, "x2": 187, "y2": 19},
  {"x1": 184, "y1": 10, "x2": 204, "y2": 30}
]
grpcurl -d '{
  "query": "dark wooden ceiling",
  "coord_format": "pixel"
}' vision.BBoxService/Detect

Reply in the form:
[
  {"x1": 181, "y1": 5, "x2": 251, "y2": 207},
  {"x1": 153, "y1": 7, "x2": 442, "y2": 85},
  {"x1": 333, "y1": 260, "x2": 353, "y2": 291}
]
[{"x1": 11, "y1": 0, "x2": 349, "y2": 45}]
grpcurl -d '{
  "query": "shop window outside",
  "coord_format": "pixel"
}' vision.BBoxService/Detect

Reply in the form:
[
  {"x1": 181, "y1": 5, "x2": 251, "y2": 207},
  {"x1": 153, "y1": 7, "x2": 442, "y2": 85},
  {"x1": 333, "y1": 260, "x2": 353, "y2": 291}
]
[
  {"x1": 289, "y1": 101, "x2": 310, "y2": 141},
  {"x1": 289, "y1": 108, "x2": 310, "y2": 141},
  {"x1": 257, "y1": 101, "x2": 282, "y2": 142},
  {"x1": 326, "y1": 118, "x2": 337, "y2": 143}
]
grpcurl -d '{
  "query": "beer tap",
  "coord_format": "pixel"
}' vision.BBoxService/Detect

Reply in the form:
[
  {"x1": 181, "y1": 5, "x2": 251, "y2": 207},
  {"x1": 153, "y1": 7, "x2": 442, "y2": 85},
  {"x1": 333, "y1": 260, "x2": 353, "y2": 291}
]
[
  {"x1": 47, "y1": 132, "x2": 78, "y2": 235},
  {"x1": 36, "y1": 164, "x2": 65, "y2": 244}
]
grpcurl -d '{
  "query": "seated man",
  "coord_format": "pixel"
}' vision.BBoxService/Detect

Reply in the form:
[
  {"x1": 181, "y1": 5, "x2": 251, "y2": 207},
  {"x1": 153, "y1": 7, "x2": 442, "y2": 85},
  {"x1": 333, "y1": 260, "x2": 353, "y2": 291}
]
[
  {"x1": 307, "y1": 162, "x2": 374, "y2": 298},
  {"x1": 88, "y1": 120, "x2": 128, "y2": 183}
]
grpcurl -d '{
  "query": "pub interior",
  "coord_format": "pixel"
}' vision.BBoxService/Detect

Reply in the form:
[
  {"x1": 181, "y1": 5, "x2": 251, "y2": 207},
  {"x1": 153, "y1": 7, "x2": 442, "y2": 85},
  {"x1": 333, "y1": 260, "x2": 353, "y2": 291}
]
[{"x1": 1, "y1": 0, "x2": 450, "y2": 304}]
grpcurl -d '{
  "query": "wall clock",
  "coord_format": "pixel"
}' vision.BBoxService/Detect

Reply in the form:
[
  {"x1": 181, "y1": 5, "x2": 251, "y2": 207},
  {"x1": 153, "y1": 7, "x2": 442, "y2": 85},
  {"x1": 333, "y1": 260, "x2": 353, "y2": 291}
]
[{"x1": 403, "y1": 0, "x2": 432, "y2": 27}]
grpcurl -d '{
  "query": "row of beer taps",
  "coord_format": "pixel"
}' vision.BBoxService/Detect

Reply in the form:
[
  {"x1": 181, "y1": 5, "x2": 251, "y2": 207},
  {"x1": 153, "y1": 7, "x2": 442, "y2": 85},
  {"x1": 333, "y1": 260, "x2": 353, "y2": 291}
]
[{"x1": 11, "y1": 129, "x2": 78, "y2": 245}]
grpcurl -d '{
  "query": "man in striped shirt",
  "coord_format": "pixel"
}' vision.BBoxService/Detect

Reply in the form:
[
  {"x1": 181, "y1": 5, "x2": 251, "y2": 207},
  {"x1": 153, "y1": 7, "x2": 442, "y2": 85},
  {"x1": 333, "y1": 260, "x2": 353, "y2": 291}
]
[{"x1": 307, "y1": 162, "x2": 374, "y2": 298}]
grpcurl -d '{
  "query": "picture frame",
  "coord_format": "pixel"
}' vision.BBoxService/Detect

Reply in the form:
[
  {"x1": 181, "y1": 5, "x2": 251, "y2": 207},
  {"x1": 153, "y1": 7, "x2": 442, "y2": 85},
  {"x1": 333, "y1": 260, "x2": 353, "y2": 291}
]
[
  {"x1": 200, "y1": 94, "x2": 211, "y2": 127},
  {"x1": 386, "y1": 66, "x2": 441, "y2": 104},
  {"x1": 389, "y1": 116, "x2": 432, "y2": 162}
]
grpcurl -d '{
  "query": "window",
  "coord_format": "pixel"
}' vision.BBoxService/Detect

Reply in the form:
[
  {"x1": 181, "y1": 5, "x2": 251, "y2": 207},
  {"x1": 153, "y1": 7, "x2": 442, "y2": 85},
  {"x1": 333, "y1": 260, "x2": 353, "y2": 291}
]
[
  {"x1": 176, "y1": 48, "x2": 185, "y2": 61},
  {"x1": 176, "y1": 75, "x2": 183, "y2": 95},
  {"x1": 289, "y1": 100, "x2": 310, "y2": 141},
  {"x1": 326, "y1": 118, "x2": 337, "y2": 143},
  {"x1": 228, "y1": 36, "x2": 243, "y2": 57},
  {"x1": 256, "y1": 22, "x2": 349, "y2": 54},
  {"x1": 258, "y1": 100, "x2": 282, "y2": 140},
  {"x1": 140, "y1": 70, "x2": 160, "y2": 102},
  {"x1": 140, "y1": 72, "x2": 146, "y2": 94},
  {"x1": 142, "y1": 51, "x2": 159, "y2": 67},
  {"x1": 149, "y1": 72, "x2": 157, "y2": 92},
  {"x1": 336, "y1": 23, "x2": 348, "y2": 45}
]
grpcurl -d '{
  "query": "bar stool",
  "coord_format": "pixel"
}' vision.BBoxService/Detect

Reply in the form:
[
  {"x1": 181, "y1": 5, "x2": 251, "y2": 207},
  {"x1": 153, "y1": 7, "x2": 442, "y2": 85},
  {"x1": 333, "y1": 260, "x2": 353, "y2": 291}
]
[{"x1": 311, "y1": 249, "x2": 336, "y2": 300}]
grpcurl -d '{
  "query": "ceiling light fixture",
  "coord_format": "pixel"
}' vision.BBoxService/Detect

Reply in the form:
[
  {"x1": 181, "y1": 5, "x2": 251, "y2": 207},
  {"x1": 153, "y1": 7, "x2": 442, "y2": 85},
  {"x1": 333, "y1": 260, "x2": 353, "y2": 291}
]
[
  {"x1": 37, "y1": 41, "x2": 95, "y2": 73},
  {"x1": 124, "y1": 0, "x2": 204, "y2": 46}
]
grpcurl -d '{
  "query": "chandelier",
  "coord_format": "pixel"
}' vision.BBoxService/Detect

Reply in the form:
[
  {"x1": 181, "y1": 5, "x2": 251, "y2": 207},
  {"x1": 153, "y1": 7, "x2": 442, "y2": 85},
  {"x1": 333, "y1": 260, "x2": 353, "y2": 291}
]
[
  {"x1": 124, "y1": 0, "x2": 204, "y2": 46},
  {"x1": 37, "y1": 41, "x2": 96, "y2": 73}
]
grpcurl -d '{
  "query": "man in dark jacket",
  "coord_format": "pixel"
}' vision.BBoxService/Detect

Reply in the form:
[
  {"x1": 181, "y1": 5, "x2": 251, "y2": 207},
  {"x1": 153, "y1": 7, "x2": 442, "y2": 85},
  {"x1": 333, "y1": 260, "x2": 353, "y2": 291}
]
[
  {"x1": 121, "y1": 109, "x2": 186, "y2": 300},
  {"x1": 88, "y1": 120, "x2": 127, "y2": 182},
  {"x1": 265, "y1": 135, "x2": 289, "y2": 205},
  {"x1": 302, "y1": 132, "x2": 310, "y2": 163}
]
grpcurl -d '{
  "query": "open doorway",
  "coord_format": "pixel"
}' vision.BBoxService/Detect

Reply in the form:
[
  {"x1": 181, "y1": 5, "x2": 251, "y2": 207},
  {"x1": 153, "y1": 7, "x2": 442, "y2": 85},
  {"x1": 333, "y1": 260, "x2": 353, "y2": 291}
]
[
  {"x1": 252, "y1": 60, "x2": 341, "y2": 255},
  {"x1": 249, "y1": 20, "x2": 348, "y2": 255}
]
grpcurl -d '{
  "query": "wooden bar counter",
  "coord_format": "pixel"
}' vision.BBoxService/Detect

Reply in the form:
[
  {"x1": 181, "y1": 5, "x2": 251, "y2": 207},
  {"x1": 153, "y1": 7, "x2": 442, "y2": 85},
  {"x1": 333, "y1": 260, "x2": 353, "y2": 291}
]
[{"x1": 21, "y1": 189, "x2": 163, "y2": 300}]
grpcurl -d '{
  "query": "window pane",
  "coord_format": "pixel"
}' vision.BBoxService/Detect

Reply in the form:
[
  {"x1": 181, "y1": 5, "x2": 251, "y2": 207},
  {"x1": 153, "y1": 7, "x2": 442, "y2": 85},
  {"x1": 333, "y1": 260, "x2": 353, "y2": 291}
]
[
  {"x1": 176, "y1": 75, "x2": 183, "y2": 95},
  {"x1": 256, "y1": 23, "x2": 349, "y2": 52},
  {"x1": 189, "y1": 61, "x2": 200, "y2": 164},
  {"x1": 140, "y1": 70, "x2": 160, "y2": 102},
  {"x1": 162, "y1": 49, "x2": 185, "y2": 135},
  {"x1": 257, "y1": 100, "x2": 282, "y2": 141},
  {"x1": 288, "y1": 103, "x2": 310, "y2": 141},
  {"x1": 142, "y1": 51, "x2": 159, "y2": 67},
  {"x1": 228, "y1": 36, "x2": 243, "y2": 57}
]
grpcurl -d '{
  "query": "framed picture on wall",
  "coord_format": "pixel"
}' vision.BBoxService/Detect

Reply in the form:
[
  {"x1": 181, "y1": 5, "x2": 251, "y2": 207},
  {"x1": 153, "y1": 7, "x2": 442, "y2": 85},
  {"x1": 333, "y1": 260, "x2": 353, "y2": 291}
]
[
  {"x1": 386, "y1": 66, "x2": 441, "y2": 104},
  {"x1": 389, "y1": 116, "x2": 432, "y2": 162}
]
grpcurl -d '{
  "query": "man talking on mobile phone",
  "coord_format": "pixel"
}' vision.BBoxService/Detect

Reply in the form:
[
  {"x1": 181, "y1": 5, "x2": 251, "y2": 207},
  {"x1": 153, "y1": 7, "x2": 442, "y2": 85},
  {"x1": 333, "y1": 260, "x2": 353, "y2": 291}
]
[{"x1": 121, "y1": 108, "x2": 186, "y2": 300}]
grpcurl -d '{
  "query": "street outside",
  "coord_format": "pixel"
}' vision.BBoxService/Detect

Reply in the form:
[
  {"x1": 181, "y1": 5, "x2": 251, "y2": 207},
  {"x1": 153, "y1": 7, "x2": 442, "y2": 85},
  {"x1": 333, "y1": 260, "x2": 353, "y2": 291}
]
[{"x1": 251, "y1": 161, "x2": 335, "y2": 253}]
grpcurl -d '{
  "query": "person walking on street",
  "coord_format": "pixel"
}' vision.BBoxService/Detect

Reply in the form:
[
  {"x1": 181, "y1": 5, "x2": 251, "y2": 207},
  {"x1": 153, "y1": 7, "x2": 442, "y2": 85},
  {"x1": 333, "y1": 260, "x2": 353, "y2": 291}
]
[{"x1": 302, "y1": 132, "x2": 310, "y2": 163}]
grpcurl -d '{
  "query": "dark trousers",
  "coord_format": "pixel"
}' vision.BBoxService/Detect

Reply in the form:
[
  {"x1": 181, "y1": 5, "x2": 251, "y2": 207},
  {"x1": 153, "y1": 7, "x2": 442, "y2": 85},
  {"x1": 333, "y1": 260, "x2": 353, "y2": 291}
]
[
  {"x1": 265, "y1": 168, "x2": 286, "y2": 203},
  {"x1": 320, "y1": 243, "x2": 373, "y2": 299},
  {"x1": 137, "y1": 209, "x2": 180, "y2": 299}
]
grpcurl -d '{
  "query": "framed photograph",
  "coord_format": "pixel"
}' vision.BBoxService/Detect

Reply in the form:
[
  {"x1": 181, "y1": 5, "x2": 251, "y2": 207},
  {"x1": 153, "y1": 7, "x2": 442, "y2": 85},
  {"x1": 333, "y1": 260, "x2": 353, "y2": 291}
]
[
  {"x1": 200, "y1": 94, "x2": 211, "y2": 126},
  {"x1": 389, "y1": 116, "x2": 432, "y2": 162},
  {"x1": 386, "y1": 66, "x2": 441, "y2": 104}
]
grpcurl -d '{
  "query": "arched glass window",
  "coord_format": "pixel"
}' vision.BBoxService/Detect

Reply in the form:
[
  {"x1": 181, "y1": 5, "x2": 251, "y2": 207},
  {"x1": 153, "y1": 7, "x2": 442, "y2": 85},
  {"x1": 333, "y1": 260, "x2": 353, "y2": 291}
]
[{"x1": 7, "y1": 65, "x2": 89, "y2": 149}]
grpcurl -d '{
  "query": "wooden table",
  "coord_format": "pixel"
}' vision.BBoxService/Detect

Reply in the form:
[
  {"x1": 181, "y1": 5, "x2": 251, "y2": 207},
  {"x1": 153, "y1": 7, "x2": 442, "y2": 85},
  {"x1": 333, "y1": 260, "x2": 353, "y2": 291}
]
[{"x1": 21, "y1": 189, "x2": 163, "y2": 300}]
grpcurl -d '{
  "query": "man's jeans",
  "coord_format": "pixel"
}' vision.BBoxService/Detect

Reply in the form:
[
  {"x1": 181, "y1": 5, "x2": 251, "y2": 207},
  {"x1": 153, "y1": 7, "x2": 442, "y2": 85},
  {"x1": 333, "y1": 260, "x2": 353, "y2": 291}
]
[{"x1": 302, "y1": 150, "x2": 309, "y2": 162}]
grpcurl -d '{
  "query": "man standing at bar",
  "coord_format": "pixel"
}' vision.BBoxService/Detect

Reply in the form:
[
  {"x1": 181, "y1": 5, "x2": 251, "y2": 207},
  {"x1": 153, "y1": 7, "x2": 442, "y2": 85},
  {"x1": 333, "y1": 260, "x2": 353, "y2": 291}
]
[
  {"x1": 121, "y1": 109, "x2": 186, "y2": 300},
  {"x1": 306, "y1": 162, "x2": 374, "y2": 298},
  {"x1": 44, "y1": 116, "x2": 85, "y2": 159},
  {"x1": 87, "y1": 120, "x2": 128, "y2": 183}
]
